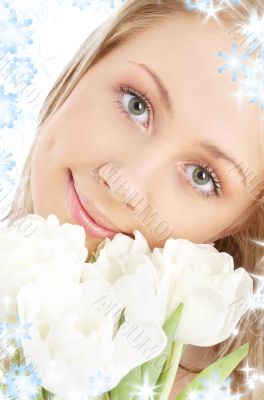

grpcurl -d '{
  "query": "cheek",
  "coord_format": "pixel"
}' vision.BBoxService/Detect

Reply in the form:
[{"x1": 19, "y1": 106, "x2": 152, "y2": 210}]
[
  {"x1": 43, "y1": 89, "x2": 128, "y2": 167},
  {"x1": 31, "y1": 125, "x2": 58, "y2": 180}
]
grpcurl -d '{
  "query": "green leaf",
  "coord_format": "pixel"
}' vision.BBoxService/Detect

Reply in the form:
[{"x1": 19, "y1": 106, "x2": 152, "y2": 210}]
[
  {"x1": 112, "y1": 307, "x2": 126, "y2": 340},
  {"x1": 155, "y1": 341, "x2": 184, "y2": 400},
  {"x1": 141, "y1": 304, "x2": 185, "y2": 388},
  {"x1": 117, "y1": 308, "x2": 126, "y2": 330},
  {"x1": 88, "y1": 253, "x2": 96, "y2": 263},
  {"x1": 34, "y1": 389, "x2": 44, "y2": 400},
  {"x1": 41, "y1": 388, "x2": 54, "y2": 400},
  {"x1": 109, "y1": 303, "x2": 185, "y2": 400},
  {"x1": 174, "y1": 342, "x2": 249, "y2": 400},
  {"x1": 88, "y1": 239, "x2": 106, "y2": 263},
  {"x1": 109, "y1": 367, "x2": 142, "y2": 400},
  {"x1": 28, "y1": 387, "x2": 44, "y2": 400}
]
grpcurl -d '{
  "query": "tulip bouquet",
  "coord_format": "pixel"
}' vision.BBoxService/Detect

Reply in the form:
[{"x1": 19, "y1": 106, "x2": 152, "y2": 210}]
[{"x1": 0, "y1": 213, "x2": 253, "y2": 400}]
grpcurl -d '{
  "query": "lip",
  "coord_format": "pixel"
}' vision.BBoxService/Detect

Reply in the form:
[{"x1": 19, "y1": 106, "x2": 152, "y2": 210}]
[{"x1": 66, "y1": 170, "x2": 129, "y2": 239}]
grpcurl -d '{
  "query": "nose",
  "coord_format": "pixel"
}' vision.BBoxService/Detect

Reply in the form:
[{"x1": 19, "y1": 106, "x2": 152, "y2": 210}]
[
  {"x1": 96, "y1": 164, "x2": 137, "y2": 212},
  {"x1": 93, "y1": 159, "x2": 175, "y2": 243},
  {"x1": 94, "y1": 143, "x2": 169, "y2": 198}
]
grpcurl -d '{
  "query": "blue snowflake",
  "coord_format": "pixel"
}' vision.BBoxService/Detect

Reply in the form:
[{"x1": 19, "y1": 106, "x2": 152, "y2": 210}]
[
  {"x1": 237, "y1": 55, "x2": 264, "y2": 110},
  {"x1": 0, "y1": 86, "x2": 22, "y2": 128},
  {"x1": 0, "y1": 172, "x2": 15, "y2": 187},
  {"x1": 0, "y1": 154, "x2": 15, "y2": 188},
  {"x1": 184, "y1": 0, "x2": 211, "y2": 11},
  {"x1": 184, "y1": 0, "x2": 239, "y2": 11},
  {"x1": 72, "y1": 0, "x2": 126, "y2": 11},
  {"x1": 191, "y1": 369, "x2": 242, "y2": 399},
  {"x1": 72, "y1": 0, "x2": 91, "y2": 10},
  {"x1": 245, "y1": 78, "x2": 264, "y2": 111},
  {"x1": 0, "y1": 150, "x2": 16, "y2": 176},
  {"x1": 6, "y1": 363, "x2": 41, "y2": 399},
  {"x1": 0, "y1": 319, "x2": 33, "y2": 346},
  {"x1": 217, "y1": 41, "x2": 251, "y2": 82},
  {"x1": 0, "y1": 319, "x2": 33, "y2": 362},
  {"x1": 107, "y1": 0, "x2": 126, "y2": 8},
  {"x1": 222, "y1": 0, "x2": 240, "y2": 5},
  {"x1": 7, "y1": 57, "x2": 38, "y2": 87},
  {"x1": 86, "y1": 369, "x2": 112, "y2": 396},
  {"x1": 0, "y1": 6, "x2": 33, "y2": 55},
  {"x1": 224, "y1": 46, "x2": 264, "y2": 111}
]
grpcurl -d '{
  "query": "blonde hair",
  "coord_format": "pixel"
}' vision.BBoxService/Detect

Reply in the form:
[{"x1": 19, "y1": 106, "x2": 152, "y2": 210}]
[{"x1": 2, "y1": 0, "x2": 264, "y2": 397}]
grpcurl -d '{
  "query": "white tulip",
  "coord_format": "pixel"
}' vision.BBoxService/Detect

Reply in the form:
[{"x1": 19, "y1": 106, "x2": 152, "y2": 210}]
[
  {"x1": 0, "y1": 214, "x2": 88, "y2": 322},
  {"x1": 82, "y1": 230, "x2": 253, "y2": 346},
  {"x1": 17, "y1": 273, "x2": 167, "y2": 400}
]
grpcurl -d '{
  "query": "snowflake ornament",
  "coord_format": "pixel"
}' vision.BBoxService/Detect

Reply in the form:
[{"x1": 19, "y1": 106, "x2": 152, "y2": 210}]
[
  {"x1": 217, "y1": 42, "x2": 251, "y2": 81},
  {"x1": 233, "y1": 55, "x2": 264, "y2": 109},
  {"x1": 71, "y1": 0, "x2": 124, "y2": 11},
  {"x1": 71, "y1": 0, "x2": 91, "y2": 10},
  {"x1": 229, "y1": 10, "x2": 264, "y2": 110},
  {"x1": 0, "y1": 336, "x2": 17, "y2": 360},
  {"x1": 7, "y1": 57, "x2": 38, "y2": 88},
  {"x1": 86, "y1": 369, "x2": 112, "y2": 396},
  {"x1": 0, "y1": 319, "x2": 33, "y2": 345},
  {"x1": 6, "y1": 363, "x2": 41, "y2": 400},
  {"x1": 188, "y1": 369, "x2": 244, "y2": 399},
  {"x1": 220, "y1": 0, "x2": 240, "y2": 6},
  {"x1": 183, "y1": 0, "x2": 239, "y2": 18},
  {"x1": 0, "y1": 86, "x2": 22, "y2": 128},
  {"x1": 0, "y1": 5, "x2": 33, "y2": 55},
  {"x1": 0, "y1": 150, "x2": 16, "y2": 174},
  {"x1": 0, "y1": 319, "x2": 33, "y2": 363},
  {"x1": 184, "y1": 0, "x2": 215, "y2": 11},
  {"x1": 184, "y1": 0, "x2": 264, "y2": 111}
]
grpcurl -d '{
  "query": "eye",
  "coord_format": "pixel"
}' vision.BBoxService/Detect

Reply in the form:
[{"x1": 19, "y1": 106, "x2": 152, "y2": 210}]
[
  {"x1": 114, "y1": 84, "x2": 153, "y2": 128},
  {"x1": 181, "y1": 161, "x2": 223, "y2": 199}
]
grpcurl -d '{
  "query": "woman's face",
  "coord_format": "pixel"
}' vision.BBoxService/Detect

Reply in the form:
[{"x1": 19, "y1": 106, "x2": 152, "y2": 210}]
[{"x1": 31, "y1": 13, "x2": 264, "y2": 257}]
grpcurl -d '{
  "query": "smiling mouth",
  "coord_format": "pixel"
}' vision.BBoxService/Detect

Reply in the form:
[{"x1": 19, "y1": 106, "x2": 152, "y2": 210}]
[{"x1": 66, "y1": 169, "x2": 135, "y2": 240}]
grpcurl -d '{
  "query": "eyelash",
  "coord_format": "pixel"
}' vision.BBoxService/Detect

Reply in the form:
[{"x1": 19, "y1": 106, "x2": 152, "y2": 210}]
[
  {"x1": 113, "y1": 83, "x2": 223, "y2": 199},
  {"x1": 114, "y1": 84, "x2": 153, "y2": 128},
  {"x1": 181, "y1": 161, "x2": 223, "y2": 199}
]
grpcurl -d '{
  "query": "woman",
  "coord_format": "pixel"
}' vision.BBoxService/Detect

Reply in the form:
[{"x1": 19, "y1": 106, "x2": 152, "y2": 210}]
[{"x1": 2, "y1": 0, "x2": 264, "y2": 398}]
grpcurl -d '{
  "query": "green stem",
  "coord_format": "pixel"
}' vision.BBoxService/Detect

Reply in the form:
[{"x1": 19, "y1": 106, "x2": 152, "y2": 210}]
[
  {"x1": 34, "y1": 388, "x2": 44, "y2": 400},
  {"x1": 156, "y1": 342, "x2": 184, "y2": 400},
  {"x1": 100, "y1": 393, "x2": 110, "y2": 400}
]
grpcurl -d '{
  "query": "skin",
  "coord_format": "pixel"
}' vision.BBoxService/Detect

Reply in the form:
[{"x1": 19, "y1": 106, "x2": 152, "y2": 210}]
[{"x1": 30, "y1": 12, "x2": 264, "y2": 387}]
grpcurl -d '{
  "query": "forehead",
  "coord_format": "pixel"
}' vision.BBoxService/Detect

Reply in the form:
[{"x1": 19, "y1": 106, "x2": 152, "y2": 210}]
[{"x1": 99, "y1": 12, "x2": 264, "y2": 175}]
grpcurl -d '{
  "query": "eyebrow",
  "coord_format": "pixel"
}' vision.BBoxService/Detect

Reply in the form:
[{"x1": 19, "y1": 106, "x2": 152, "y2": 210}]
[
  {"x1": 197, "y1": 140, "x2": 247, "y2": 186},
  {"x1": 127, "y1": 61, "x2": 248, "y2": 187},
  {"x1": 127, "y1": 61, "x2": 173, "y2": 116}
]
